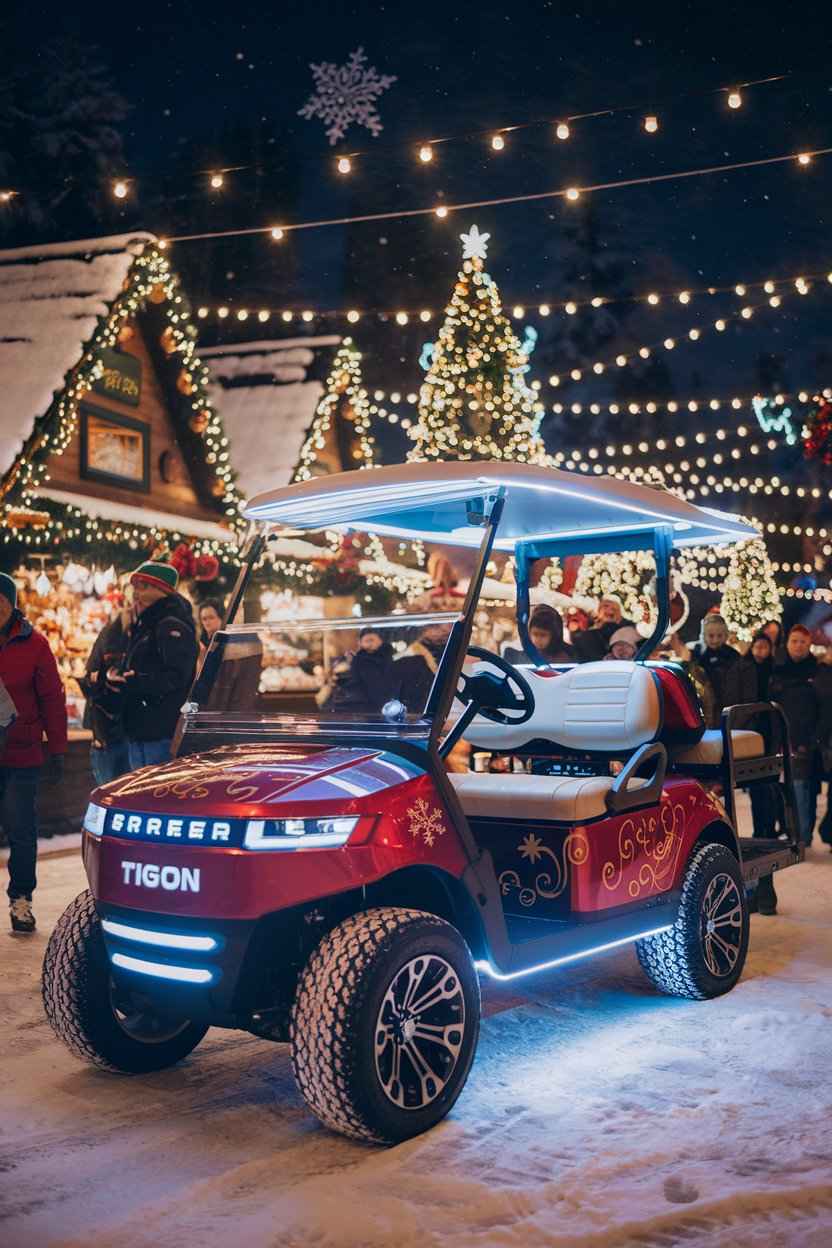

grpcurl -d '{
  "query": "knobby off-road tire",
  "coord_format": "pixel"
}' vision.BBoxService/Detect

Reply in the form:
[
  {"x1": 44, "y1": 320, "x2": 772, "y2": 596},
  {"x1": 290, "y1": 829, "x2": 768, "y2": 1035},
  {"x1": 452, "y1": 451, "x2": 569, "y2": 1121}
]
[
  {"x1": 42, "y1": 890, "x2": 208, "y2": 1073},
  {"x1": 636, "y1": 842, "x2": 749, "y2": 1000},
  {"x1": 291, "y1": 907, "x2": 480, "y2": 1144}
]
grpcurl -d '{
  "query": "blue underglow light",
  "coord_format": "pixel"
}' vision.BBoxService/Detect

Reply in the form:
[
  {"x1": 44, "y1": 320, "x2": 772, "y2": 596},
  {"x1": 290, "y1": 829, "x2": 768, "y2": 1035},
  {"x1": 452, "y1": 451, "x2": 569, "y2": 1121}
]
[
  {"x1": 102, "y1": 919, "x2": 217, "y2": 952},
  {"x1": 111, "y1": 952, "x2": 213, "y2": 984},
  {"x1": 474, "y1": 925, "x2": 673, "y2": 982}
]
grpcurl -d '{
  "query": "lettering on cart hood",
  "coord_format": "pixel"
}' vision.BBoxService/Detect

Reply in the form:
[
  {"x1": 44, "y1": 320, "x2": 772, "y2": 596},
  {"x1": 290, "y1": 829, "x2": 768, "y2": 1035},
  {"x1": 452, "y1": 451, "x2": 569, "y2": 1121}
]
[
  {"x1": 121, "y1": 861, "x2": 201, "y2": 892},
  {"x1": 109, "y1": 811, "x2": 232, "y2": 843}
]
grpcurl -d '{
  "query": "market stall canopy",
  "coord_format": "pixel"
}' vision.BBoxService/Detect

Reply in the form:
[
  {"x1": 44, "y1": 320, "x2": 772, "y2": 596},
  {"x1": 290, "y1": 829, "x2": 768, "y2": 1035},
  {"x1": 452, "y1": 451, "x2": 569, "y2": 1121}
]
[
  {"x1": 204, "y1": 337, "x2": 342, "y2": 500},
  {"x1": 244, "y1": 461, "x2": 758, "y2": 550}
]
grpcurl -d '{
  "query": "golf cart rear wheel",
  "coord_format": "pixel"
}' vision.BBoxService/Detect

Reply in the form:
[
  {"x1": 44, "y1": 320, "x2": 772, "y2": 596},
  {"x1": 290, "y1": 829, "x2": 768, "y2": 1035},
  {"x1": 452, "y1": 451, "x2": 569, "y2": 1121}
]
[
  {"x1": 42, "y1": 890, "x2": 208, "y2": 1073},
  {"x1": 290, "y1": 907, "x2": 480, "y2": 1144},
  {"x1": 636, "y1": 842, "x2": 749, "y2": 1000}
]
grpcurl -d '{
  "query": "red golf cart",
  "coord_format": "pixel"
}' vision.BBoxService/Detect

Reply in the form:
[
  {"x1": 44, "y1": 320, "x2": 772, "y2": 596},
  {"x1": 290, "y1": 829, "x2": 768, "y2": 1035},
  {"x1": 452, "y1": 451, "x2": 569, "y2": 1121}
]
[{"x1": 43, "y1": 463, "x2": 803, "y2": 1143}]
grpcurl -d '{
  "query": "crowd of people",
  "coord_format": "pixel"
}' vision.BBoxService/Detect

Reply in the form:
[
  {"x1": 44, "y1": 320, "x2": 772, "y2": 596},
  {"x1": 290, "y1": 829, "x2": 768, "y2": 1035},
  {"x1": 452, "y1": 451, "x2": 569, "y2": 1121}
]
[{"x1": 2, "y1": 558, "x2": 831, "y2": 934}]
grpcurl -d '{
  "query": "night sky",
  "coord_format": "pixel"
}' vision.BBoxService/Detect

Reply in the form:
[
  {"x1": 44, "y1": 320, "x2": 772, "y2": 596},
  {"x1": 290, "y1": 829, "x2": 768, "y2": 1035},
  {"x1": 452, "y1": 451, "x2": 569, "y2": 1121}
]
[{"x1": 6, "y1": 0, "x2": 832, "y2": 397}]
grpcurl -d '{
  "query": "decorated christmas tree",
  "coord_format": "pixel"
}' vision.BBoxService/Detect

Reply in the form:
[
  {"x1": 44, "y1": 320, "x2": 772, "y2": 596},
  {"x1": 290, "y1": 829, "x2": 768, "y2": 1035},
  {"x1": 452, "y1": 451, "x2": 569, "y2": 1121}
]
[
  {"x1": 292, "y1": 338, "x2": 376, "y2": 482},
  {"x1": 573, "y1": 549, "x2": 657, "y2": 621},
  {"x1": 720, "y1": 538, "x2": 782, "y2": 641},
  {"x1": 410, "y1": 225, "x2": 546, "y2": 463}
]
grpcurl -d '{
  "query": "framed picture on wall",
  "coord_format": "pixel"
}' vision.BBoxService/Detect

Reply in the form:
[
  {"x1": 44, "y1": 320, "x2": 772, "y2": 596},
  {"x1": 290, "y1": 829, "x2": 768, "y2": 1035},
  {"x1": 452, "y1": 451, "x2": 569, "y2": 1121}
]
[{"x1": 80, "y1": 403, "x2": 150, "y2": 492}]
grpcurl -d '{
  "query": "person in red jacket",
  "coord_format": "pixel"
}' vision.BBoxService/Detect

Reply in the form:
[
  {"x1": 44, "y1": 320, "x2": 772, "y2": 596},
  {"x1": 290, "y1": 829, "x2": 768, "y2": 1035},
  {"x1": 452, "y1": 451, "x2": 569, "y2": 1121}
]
[{"x1": 0, "y1": 572, "x2": 67, "y2": 933}]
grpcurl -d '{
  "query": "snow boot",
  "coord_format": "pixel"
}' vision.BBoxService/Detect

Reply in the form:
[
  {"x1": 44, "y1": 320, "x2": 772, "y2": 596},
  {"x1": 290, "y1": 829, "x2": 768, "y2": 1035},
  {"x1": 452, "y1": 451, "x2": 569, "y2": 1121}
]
[{"x1": 10, "y1": 897, "x2": 36, "y2": 934}]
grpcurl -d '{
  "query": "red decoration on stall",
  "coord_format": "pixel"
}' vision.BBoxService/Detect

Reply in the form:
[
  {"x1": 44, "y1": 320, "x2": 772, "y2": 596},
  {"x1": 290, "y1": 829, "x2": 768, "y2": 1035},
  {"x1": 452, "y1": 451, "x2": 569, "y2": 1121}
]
[
  {"x1": 170, "y1": 542, "x2": 197, "y2": 581},
  {"x1": 194, "y1": 553, "x2": 220, "y2": 582},
  {"x1": 803, "y1": 401, "x2": 832, "y2": 463}
]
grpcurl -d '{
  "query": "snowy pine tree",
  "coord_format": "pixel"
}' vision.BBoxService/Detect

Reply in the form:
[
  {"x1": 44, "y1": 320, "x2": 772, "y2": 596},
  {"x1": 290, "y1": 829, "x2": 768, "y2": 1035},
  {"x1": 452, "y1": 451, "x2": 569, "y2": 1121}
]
[{"x1": 720, "y1": 539, "x2": 782, "y2": 642}]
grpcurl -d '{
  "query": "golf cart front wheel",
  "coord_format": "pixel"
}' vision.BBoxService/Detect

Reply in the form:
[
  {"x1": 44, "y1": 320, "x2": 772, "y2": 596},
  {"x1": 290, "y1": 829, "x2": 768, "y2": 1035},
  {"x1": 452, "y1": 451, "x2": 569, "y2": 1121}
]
[
  {"x1": 42, "y1": 890, "x2": 208, "y2": 1073},
  {"x1": 636, "y1": 842, "x2": 749, "y2": 1000},
  {"x1": 290, "y1": 907, "x2": 480, "y2": 1144}
]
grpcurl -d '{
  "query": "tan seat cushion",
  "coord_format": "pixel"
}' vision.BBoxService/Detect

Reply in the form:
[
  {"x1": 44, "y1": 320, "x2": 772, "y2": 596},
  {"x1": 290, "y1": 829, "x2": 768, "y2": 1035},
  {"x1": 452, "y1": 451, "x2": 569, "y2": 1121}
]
[
  {"x1": 675, "y1": 728, "x2": 764, "y2": 766},
  {"x1": 449, "y1": 771, "x2": 649, "y2": 824}
]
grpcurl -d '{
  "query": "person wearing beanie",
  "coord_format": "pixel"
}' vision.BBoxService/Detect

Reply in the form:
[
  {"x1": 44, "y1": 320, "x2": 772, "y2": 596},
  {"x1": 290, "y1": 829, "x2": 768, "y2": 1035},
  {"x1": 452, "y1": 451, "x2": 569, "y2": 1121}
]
[
  {"x1": 604, "y1": 625, "x2": 642, "y2": 661},
  {"x1": 105, "y1": 561, "x2": 198, "y2": 769},
  {"x1": 573, "y1": 594, "x2": 635, "y2": 663},
  {"x1": 330, "y1": 626, "x2": 395, "y2": 713},
  {"x1": 0, "y1": 571, "x2": 67, "y2": 934}
]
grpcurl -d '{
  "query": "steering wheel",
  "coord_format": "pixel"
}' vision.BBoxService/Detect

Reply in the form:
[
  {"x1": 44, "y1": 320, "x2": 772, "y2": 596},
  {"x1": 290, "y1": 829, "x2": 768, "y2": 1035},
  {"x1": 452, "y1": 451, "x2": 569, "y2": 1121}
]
[{"x1": 455, "y1": 646, "x2": 536, "y2": 725}]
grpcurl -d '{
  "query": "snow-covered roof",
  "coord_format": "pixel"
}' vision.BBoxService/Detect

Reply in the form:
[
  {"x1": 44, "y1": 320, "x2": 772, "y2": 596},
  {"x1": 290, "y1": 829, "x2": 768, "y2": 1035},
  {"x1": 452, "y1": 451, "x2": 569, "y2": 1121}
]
[
  {"x1": 0, "y1": 232, "x2": 156, "y2": 480},
  {"x1": 204, "y1": 336, "x2": 341, "y2": 501}
]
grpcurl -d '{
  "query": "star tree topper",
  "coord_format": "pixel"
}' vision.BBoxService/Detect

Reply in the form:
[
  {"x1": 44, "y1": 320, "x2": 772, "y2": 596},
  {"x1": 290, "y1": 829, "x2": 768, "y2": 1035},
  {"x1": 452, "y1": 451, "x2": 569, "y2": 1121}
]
[
  {"x1": 460, "y1": 224, "x2": 490, "y2": 261},
  {"x1": 298, "y1": 47, "x2": 397, "y2": 146}
]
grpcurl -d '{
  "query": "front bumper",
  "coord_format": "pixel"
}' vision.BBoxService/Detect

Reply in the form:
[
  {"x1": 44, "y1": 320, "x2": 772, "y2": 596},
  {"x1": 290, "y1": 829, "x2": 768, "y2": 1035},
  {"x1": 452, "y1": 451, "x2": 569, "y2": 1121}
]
[{"x1": 97, "y1": 901, "x2": 258, "y2": 1027}]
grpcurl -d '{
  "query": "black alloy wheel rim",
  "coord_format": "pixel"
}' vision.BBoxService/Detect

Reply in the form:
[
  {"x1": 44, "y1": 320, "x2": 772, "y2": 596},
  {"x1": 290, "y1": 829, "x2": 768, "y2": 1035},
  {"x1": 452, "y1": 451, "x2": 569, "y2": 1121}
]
[
  {"x1": 374, "y1": 954, "x2": 466, "y2": 1110},
  {"x1": 700, "y1": 872, "x2": 744, "y2": 978},
  {"x1": 110, "y1": 980, "x2": 193, "y2": 1044}
]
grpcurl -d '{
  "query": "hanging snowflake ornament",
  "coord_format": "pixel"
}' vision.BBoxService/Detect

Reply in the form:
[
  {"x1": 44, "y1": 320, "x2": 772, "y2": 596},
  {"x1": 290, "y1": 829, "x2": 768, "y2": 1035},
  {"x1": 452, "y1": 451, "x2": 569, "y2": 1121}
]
[
  {"x1": 460, "y1": 224, "x2": 490, "y2": 260},
  {"x1": 298, "y1": 47, "x2": 397, "y2": 146}
]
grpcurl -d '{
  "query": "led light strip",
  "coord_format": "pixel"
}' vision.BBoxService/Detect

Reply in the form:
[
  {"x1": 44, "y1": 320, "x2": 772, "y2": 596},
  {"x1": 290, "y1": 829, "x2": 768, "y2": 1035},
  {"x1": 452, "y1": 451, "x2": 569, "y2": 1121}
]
[
  {"x1": 475, "y1": 924, "x2": 673, "y2": 982},
  {"x1": 111, "y1": 952, "x2": 213, "y2": 984},
  {"x1": 102, "y1": 919, "x2": 217, "y2": 952}
]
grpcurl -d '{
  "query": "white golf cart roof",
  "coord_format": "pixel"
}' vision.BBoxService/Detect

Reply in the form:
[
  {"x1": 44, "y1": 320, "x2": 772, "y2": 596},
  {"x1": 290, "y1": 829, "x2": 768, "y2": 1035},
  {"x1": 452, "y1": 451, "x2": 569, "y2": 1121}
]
[{"x1": 243, "y1": 461, "x2": 757, "y2": 551}]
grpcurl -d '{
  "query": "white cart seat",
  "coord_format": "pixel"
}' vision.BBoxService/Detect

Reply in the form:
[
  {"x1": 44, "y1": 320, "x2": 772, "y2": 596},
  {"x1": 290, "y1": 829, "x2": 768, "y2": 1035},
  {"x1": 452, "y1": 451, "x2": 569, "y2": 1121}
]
[
  {"x1": 462, "y1": 660, "x2": 661, "y2": 753},
  {"x1": 449, "y1": 771, "x2": 649, "y2": 824},
  {"x1": 674, "y1": 728, "x2": 764, "y2": 766}
]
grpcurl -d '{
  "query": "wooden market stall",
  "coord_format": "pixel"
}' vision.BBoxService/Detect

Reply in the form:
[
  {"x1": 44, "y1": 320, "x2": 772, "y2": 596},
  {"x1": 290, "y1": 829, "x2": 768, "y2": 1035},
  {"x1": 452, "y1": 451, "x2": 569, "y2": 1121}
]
[{"x1": 0, "y1": 232, "x2": 240, "y2": 833}]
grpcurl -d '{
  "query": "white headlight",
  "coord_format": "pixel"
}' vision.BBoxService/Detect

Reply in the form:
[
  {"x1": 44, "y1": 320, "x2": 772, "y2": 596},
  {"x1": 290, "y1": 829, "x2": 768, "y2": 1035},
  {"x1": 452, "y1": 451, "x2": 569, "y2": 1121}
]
[
  {"x1": 83, "y1": 802, "x2": 107, "y2": 837},
  {"x1": 243, "y1": 817, "x2": 358, "y2": 850}
]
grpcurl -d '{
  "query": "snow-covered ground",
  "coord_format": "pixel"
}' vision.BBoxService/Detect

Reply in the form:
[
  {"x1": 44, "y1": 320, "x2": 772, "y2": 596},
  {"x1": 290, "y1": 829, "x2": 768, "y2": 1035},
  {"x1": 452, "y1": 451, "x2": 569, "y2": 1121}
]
[{"x1": 3, "y1": 824, "x2": 832, "y2": 1248}]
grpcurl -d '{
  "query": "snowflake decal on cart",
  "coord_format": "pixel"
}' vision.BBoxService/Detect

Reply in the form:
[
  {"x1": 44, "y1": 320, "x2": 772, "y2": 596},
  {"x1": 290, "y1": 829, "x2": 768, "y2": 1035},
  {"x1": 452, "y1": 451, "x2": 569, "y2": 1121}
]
[
  {"x1": 298, "y1": 48, "x2": 397, "y2": 146},
  {"x1": 407, "y1": 798, "x2": 445, "y2": 848}
]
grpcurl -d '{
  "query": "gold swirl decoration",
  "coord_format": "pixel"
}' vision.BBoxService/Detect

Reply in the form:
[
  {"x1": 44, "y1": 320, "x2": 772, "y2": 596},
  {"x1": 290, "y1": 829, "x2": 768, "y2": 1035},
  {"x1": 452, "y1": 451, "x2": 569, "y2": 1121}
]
[
  {"x1": 602, "y1": 799, "x2": 687, "y2": 899},
  {"x1": 498, "y1": 829, "x2": 590, "y2": 908}
]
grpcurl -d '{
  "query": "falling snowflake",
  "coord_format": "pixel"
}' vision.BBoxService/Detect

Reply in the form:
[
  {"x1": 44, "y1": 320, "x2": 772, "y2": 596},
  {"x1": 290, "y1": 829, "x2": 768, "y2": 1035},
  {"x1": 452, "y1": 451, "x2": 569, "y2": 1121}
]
[
  {"x1": 298, "y1": 47, "x2": 397, "y2": 146},
  {"x1": 407, "y1": 798, "x2": 445, "y2": 848},
  {"x1": 460, "y1": 224, "x2": 490, "y2": 261}
]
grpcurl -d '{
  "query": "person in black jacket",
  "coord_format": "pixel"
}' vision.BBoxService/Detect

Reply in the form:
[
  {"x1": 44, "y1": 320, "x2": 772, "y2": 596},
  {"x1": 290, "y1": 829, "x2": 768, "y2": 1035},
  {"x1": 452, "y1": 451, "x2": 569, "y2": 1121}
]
[
  {"x1": 332, "y1": 627, "x2": 396, "y2": 713},
  {"x1": 81, "y1": 608, "x2": 131, "y2": 785},
  {"x1": 572, "y1": 596, "x2": 635, "y2": 663},
  {"x1": 741, "y1": 631, "x2": 779, "y2": 912},
  {"x1": 689, "y1": 614, "x2": 754, "y2": 727},
  {"x1": 769, "y1": 625, "x2": 819, "y2": 848},
  {"x1": 505, "y1": 605, "x2": 576, "y2": 665},
  {"x1": 394, "y1": 623, "x2": 451, "y2": 714},
  {"x1": 106, "y1": 562, "x2": 198, "y2": 769}
]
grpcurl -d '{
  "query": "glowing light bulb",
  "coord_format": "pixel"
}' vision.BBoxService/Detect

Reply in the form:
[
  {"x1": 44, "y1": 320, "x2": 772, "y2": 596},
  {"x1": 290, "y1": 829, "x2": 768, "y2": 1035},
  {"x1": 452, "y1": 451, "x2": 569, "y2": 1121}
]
[
  {"x1": 237, "y1": 309, "x2": 249, "y2": 321},
  {"x1": 395, "y1": 311, "x2": 409, "y2": 325},
  {"x1": 797, "y1": 152, "x2": 811, "y2": 166},
  {"x1": 491, "y1": 134, "x2": 505, "y2": 151},
  {"x1": 643, "y1": 115, "x2": 659, "y2": 133},
  {"x1": 217, "y1": 306, "x2": 229, "y2": 319},
  {"x1": 663, "y1": 337, "x2": 676, "y2": 349},
  {"x1": 549, "y1": 375, "x2": 560, "y2": 387},
  {"x1": 420, "y1": 310, "x2": 432, "y2": 321},
  {"x1": 418, "y1": 144, "x2": 434, "y2": 162},
  {"x1": 565, "y1": 186, "x2": 580, "y2": 201},
  {"x1": 593, "y1": 362, "x2": 604, "y2": 374},
  {"x1": 0, "y1": 190, "x2": 13, "y2": 203},
  {"x1": 741, "y1": 306, "x2": 753, "y2": 319},
  {"x1": 570, "y1": 368, "x2": 582, "y2": 381},
  {"x1": 512, "y1": 305, "x2": 525, "y2": 318},
  {"x1": 678, "y1": 290, "x2": 690, "y2": 303},
  {"x1": 616, "y1": 354, "x2": 627, "y2": 367},
  {"x1": 639, "y1": 346, "x2": 651, "y2": 359},
  {"x1": 764, "y1": 280, "x2": 775, "y2": 293},
  {"x1": 337, "y1": 156, "x2": 352, "y2": 174},
  {"x1": 270, "y1": 226, "x2": 285, "y2": 241},
  {"x1": 591, "y1": 296, "x2": 604, "y2": 308},
  {"x1": 434, "y1": 204, "x2": 448, "y2": 218},
  {"x1": 197, "y1": 307, "x2": 208, "y2": 318},
  {"x1": 210, "y1": 172, "x2": 224, "y2": 190},
  {"x1": 647, "y1": 292, "x2": 660, "y2": 305},
  {"x1": 555, "y1": 121, "x2": 570, "y2": 141},
  {"x1": 564, "y1": 301, "x2": 577, "y2": 315},
  {"x1": 769, "y1": 295, "x2": 781, "y2": 307},
  {"x1": 538, "y1": 303, "x2": 551, "y2": 316},
  {"x1": 689, "y1": 328, "x2": 700, "y2": 340},
  {"x1": 281, "y1": 310, "x2": 293, "y2": 322},
  {"x1": 258, "y1": 310, "x2": 270, "y2": 322},
  {"x1": 727, "y1": 90, "x2": 742, "y2": 109},
  {"x1": 347, "y1": 309, "x2": 360, "y2": 323},
  {"x1": 735, "y1": 284, "x2": 746, "y2": 296},
  {"x1": 113, "y1": 179, "x2": 129, "y2": 199},
  {"x1": 302, "y1": 310, "x2": 314, "y2": 322},
  {"x1": 715, "y1": 318, "x2": 726, "y2": 331}
]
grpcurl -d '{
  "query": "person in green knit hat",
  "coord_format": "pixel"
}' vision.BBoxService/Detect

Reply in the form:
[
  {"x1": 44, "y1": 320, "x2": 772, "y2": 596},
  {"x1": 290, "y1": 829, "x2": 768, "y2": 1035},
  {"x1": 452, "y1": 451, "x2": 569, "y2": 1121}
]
[{"x1": 104, "y1": 561, "x2": 198, "y2": 770}]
